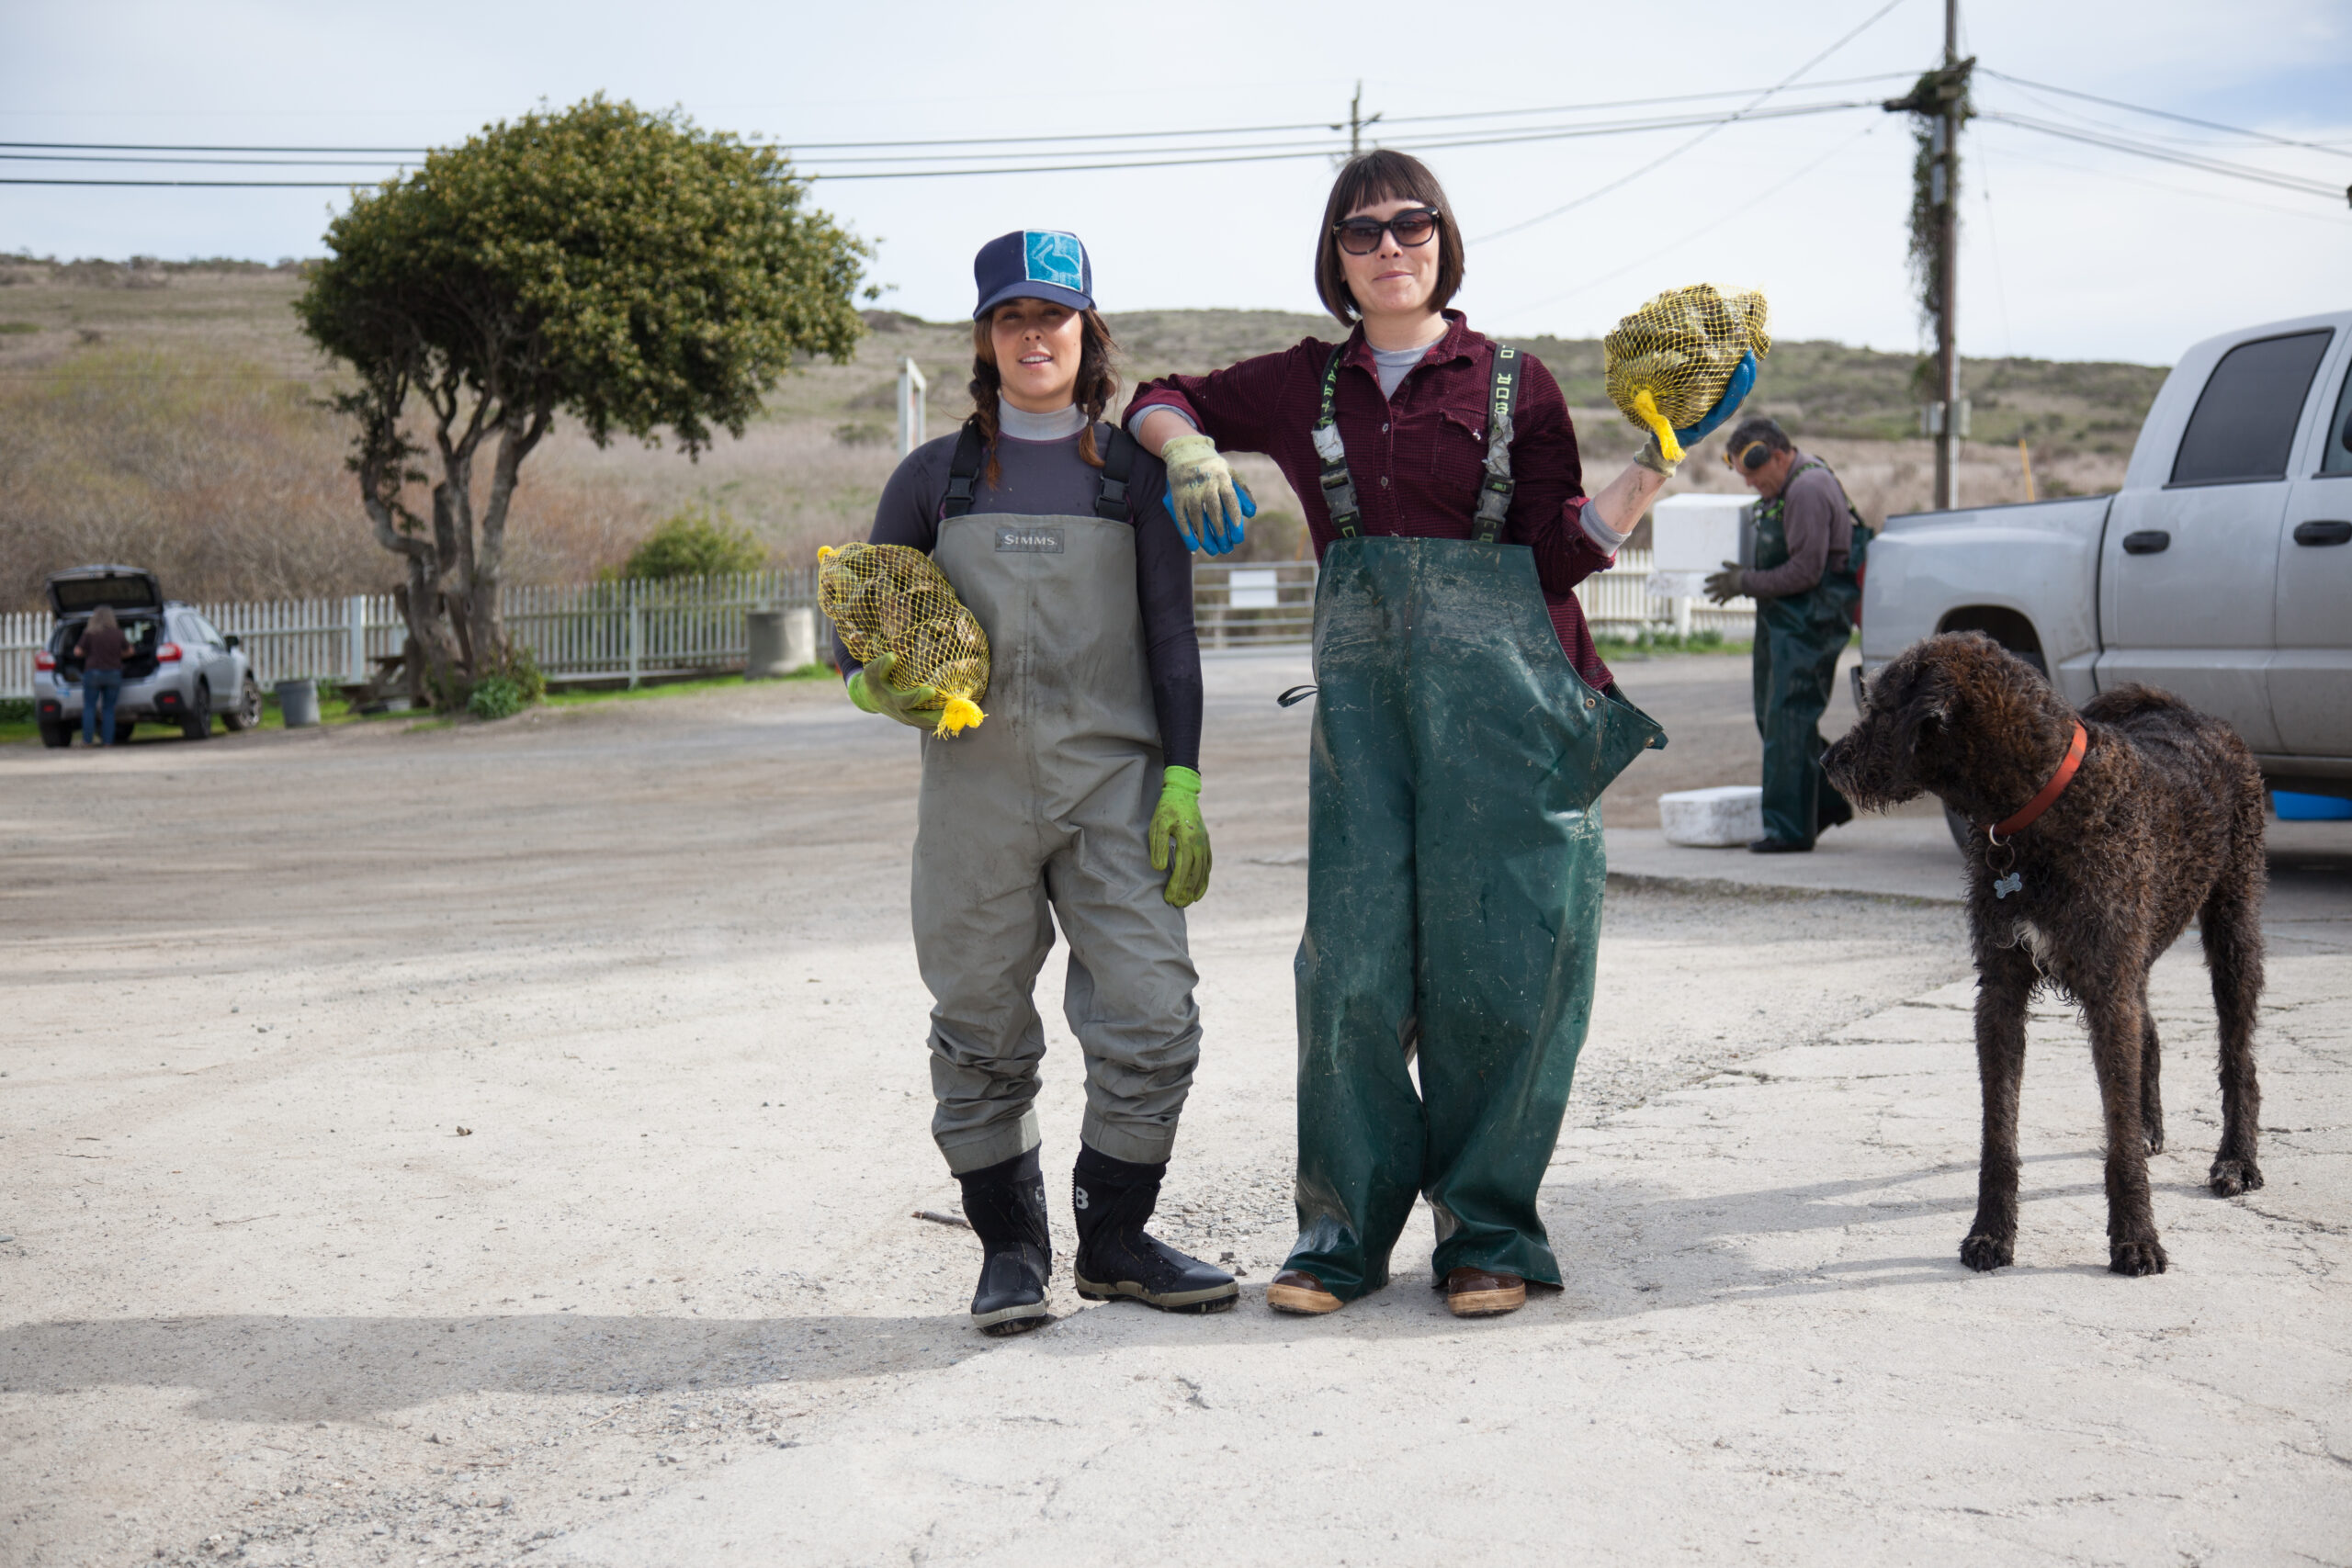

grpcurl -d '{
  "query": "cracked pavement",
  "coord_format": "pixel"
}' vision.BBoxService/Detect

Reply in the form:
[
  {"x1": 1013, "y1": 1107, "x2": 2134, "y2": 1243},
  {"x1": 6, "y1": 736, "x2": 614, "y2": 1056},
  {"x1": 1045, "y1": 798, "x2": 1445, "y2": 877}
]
[{"x1": 3, "y1": 651, "x2": 2346, "y2": 1566}]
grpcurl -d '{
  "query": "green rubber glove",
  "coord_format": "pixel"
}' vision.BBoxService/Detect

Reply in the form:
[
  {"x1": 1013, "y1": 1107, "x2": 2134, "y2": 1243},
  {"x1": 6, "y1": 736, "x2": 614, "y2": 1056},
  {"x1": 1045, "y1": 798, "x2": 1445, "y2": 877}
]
[
  {"x1": 1159, "y1": 433, "x2": 1251, "y2": 554},
  {"x1": 1148, "y1": 765, "x2": 1211, "y2": 908},
  {"x1": 845, "y1": 651, "x2": 938, "y2": 730}
]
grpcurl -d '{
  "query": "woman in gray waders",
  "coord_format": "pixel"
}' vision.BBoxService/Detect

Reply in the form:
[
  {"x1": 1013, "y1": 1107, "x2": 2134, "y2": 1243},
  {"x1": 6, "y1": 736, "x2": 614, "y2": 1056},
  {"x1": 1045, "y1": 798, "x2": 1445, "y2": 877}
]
[
  {"x1": 840, "y1": 230, "x2": 1237, "y2": 1335},
  {"x1": 1129, "y1": 152, "x2": 1752, "y2": 1318}
]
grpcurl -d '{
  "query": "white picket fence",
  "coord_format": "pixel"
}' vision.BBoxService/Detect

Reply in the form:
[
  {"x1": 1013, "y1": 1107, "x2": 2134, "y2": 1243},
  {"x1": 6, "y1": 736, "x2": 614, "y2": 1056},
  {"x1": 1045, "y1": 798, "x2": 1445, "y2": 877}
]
[
  {"x1": 1187, "y1": 551, "x2": 1753, "y2": 649},
  {"x1": 0, "y1": 570, "x2": 822, "y2": 701},
  {"x1": 2, "y1": 556, "x2": 1747, "y2": 702}
]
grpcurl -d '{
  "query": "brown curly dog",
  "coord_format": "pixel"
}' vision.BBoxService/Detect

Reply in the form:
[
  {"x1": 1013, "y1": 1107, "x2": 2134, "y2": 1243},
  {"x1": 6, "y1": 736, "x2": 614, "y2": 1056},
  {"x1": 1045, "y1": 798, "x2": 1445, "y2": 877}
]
[{"x1": 1822, "y1": 633, "x2": 2266, "y2": 1277}]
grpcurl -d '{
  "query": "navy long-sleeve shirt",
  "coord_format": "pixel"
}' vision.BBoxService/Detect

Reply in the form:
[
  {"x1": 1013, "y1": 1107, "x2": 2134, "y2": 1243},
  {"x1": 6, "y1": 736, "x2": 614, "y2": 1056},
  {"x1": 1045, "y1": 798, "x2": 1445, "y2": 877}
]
[{"x1": 841, "y1": 419, "x2": 1204, "y2": 772}]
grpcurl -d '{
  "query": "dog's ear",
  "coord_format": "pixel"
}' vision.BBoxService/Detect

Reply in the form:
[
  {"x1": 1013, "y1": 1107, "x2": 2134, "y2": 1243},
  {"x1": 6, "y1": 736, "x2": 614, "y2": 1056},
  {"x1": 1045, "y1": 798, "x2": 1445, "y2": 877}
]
[{"x1": 1903, "y1": 662, "x2": 1960, "y2": 750}]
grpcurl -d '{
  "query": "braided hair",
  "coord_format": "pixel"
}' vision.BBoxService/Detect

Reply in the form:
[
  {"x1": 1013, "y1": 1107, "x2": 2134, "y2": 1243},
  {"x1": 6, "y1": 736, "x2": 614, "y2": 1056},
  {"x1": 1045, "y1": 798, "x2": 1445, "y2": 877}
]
[{"x1": 967, "y1": 308, "x2": 1121, "y2": 487}]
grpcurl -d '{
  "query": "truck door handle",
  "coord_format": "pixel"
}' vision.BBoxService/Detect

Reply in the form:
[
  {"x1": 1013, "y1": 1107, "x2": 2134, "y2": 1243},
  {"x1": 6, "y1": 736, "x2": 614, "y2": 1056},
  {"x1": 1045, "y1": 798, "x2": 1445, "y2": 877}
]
[
  {"x1": 2293, "y1": 519, "x2": 2352, "y2": 547},
  {"x1": 2122, "y1": 531, "x2": 2171, "y2": 555}
]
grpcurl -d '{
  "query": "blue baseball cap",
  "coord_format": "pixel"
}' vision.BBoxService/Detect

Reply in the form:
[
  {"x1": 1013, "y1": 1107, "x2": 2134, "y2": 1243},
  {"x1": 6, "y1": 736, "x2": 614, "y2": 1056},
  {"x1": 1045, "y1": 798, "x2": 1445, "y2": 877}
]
[{"x1": 972, "y1": 230, "x2": 1094, "y2": 320}]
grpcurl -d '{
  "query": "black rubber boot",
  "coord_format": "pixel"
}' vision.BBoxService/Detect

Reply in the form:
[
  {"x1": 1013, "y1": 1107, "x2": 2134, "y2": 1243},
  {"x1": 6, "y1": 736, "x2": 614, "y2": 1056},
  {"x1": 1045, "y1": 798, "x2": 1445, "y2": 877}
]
[
  {"x1": 1070, "y1": 1145, "x2": 1238, "y2": 1314},
  {"x1": 957, "y1": 1147, "x2": 1052, "y2": 1336}
]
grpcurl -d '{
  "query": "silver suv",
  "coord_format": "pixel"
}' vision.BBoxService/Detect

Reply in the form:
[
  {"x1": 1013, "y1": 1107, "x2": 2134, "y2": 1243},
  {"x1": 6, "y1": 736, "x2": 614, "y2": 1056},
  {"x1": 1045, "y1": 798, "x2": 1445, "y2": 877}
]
[{"x1": 32, "y1": 566, "x2": 264, "y2": 747}]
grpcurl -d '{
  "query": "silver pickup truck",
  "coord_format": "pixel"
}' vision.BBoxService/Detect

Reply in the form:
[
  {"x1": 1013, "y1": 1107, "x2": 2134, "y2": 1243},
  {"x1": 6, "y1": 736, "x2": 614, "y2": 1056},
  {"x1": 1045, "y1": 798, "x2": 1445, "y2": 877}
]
[{"x1": 1861, "y1": 309, "x2": 2352, "y2": 802}]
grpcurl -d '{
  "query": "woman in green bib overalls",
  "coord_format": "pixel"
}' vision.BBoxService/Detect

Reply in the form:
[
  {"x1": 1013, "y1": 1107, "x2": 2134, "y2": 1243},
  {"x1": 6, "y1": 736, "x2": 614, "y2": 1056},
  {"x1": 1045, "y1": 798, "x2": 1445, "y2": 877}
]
[
  {"x1": 842, "y1": 231, "x2": 1236, "y2": 1335},
  {"x1": 1129, "y1": 152, "x2": 1755, "y2": 1317}
]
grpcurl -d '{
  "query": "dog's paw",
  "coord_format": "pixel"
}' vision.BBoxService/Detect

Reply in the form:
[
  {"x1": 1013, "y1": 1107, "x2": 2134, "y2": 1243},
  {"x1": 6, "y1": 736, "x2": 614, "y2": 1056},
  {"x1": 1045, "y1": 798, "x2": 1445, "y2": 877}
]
[
  {"x1": 1959, "y1": 1234, "x2": 2013, "y2": 1272},
  {"x1": 2109, "y1": 1238, "x2": 2168, "y2": 1277},
  {"x1": 2209, "y1": 1157, "x2": 2264, "y2": 1196}
]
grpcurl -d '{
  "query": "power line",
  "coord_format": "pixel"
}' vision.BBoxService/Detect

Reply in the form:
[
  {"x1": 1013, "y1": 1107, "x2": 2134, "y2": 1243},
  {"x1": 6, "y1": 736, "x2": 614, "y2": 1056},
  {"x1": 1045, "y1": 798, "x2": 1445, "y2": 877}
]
[
  {"x1": 1473, "y1": 0, "x2": 1916, "y2": 243},
  {"x1": 0, "y1": 177, "x2": 365, "y2": 188},
  {"x1": 0, "y1": 152, "x2": 412, "y2": 168},
  {"x1": 0, "y1": 101, "x2": 1879, "y2": 187},
  {"x1": 1486, "y1": 123, "x2": 1883, "y2": 326},
  {"x1": 1979, "y1": 68, "x2": 2352, "y2": 161},
  {"x1": 1980, "y1": 111, "x2": 2347, "y2": 200},
  {"x1": 1977, "y1": 124, "x2": 2352, "y2": 225},
  {"x1": 0, "y1": 76, "x2": 1917, "y2": 160}
]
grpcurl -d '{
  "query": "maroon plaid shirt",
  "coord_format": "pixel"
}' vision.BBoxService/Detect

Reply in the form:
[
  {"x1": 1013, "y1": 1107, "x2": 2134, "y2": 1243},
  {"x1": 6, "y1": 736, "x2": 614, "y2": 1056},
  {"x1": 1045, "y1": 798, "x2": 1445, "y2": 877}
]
[{"x1": 1126, "y1": 310, "x2": 1617, "y2": 688}]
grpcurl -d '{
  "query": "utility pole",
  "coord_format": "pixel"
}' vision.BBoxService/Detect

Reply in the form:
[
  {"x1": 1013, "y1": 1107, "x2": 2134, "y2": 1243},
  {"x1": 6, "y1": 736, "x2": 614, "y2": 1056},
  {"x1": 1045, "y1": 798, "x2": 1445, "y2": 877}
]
[
  {"x1": 1332, "y1": 82, "x2": 1383, "y2": 161},
  {"x1": 1935, "y1": 0, "x2": 1961, "y2": 510},
  {"x1": 1884, "y1": 0, "x2": 1971, "y2": 509}
]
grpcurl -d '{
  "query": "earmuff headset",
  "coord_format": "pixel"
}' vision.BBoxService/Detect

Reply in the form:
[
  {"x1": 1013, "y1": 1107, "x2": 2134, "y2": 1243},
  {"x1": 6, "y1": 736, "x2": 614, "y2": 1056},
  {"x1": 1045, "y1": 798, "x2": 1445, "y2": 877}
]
[{"x1": 1724, "y1": 439, "x2": 1777, "y2": 473}]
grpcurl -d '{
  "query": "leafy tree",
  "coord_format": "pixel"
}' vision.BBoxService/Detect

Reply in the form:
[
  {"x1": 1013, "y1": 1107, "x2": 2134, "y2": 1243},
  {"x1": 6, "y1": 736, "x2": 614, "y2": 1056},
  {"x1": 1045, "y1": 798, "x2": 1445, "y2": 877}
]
[
  {"x1": 297, "y1": 96, "x2": 867, "y2": 705},
  {"x1": 623, "y1": 501, "x2": 766, "y2": 580}
]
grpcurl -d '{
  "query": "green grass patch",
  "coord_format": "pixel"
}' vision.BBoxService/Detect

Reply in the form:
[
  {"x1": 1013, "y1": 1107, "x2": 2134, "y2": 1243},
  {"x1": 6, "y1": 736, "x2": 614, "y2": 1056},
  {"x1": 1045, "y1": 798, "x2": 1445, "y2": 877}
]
[
  {"x1": 541, "y1": 665, "x2": 832, "y2": 710},
  {"x1": 1592, "y1": 627, "x2": 1752, "y2": 660}
]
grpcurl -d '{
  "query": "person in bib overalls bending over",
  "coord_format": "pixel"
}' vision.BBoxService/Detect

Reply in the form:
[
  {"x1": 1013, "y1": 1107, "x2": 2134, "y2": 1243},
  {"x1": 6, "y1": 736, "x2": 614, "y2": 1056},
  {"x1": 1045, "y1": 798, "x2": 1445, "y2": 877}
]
[
  {"x1": 838, "y1": 230, "x2": 1236, "y2": 1335},
  {"x1": 1128, "y1": 152, "x2": 1754, "y2": 1320},
  {"x1": 1703, "y1": 414, "x2": 1871, "y2": 852}
]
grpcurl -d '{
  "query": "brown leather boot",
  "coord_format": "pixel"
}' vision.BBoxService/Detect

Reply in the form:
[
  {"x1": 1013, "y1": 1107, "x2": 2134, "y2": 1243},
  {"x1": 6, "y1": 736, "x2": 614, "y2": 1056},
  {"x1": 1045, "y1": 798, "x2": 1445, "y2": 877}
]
[
  {"x1": 1265, "y1": 1269, "x2": 1342, "y2": 1315},
  {"x1": 1444, "y1": 1267, "x2": 1526, "y2": 1317}
]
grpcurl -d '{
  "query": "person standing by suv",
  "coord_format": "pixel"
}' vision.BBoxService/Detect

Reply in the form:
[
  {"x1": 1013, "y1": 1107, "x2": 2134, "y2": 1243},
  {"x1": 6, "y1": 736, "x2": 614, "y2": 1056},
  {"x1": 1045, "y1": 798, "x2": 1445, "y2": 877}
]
[{"x1": 74, "y1": 605, "x2": 129, "y2": 747}]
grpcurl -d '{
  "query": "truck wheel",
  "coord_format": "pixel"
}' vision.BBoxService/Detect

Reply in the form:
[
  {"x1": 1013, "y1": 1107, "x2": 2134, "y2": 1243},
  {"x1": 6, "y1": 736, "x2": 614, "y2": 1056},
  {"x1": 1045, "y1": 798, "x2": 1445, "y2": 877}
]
[
  {"x1": 1944, "y1": 806, "x2": 1975, "y2": 854},
  {"x1": 38, "y1": 720, "x2": 72, "y2": 749},
  {"x1": 179, "y1": 682, "x2": 213, "y2": 741},
  {"x1": 222, "y1": 676, "x2": 263, "y2": 732}
]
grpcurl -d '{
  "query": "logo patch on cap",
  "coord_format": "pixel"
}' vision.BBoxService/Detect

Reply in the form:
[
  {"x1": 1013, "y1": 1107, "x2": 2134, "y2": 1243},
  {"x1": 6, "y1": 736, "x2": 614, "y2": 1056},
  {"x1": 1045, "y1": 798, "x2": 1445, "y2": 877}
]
[{"x1": 1024, "y1": 231, "x2": 1085, "y2": 292}]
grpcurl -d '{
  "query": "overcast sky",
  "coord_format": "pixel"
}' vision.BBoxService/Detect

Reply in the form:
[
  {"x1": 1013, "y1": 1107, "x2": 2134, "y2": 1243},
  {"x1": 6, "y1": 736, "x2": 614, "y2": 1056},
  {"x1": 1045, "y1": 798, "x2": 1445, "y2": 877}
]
[{"x1": 5, "y1": 0, "x2": 2347, "y2": 367}]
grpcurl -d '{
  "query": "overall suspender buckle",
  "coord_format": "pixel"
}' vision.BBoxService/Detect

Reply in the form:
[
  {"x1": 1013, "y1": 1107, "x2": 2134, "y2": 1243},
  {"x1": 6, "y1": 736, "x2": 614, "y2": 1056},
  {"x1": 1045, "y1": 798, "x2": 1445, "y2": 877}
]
[
  {"x1": 942, "y1": 420, "x2": 988, "y2": 519},
  {"x1": 1316, "y1": 344, "x2": 1363, "y2": 538}
]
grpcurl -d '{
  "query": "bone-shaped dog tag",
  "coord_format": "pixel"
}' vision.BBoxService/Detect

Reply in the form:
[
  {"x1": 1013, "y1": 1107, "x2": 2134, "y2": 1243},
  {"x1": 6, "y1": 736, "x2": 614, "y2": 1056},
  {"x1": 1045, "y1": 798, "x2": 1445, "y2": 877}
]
[{"x1": 1993, "y1": 872, "x2": 2023, "y2": 899}]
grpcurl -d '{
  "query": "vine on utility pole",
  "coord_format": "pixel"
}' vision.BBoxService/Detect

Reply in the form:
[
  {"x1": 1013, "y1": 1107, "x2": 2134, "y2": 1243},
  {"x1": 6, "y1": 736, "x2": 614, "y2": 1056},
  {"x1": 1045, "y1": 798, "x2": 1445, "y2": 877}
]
[{"x1": 1885, "y1": 0, "x2": 1973, "y2": 510}]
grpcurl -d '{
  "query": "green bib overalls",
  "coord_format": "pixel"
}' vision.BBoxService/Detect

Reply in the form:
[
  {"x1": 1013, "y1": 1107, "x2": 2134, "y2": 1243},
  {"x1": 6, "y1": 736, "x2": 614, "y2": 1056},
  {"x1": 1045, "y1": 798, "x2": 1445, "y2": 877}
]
[
  {"x1": 1285, "y1": 347, "x2": 1666, "y2": 1300},
  {"x1": 1749, "y1": 458, "x2": 1867, "y2": 847}
]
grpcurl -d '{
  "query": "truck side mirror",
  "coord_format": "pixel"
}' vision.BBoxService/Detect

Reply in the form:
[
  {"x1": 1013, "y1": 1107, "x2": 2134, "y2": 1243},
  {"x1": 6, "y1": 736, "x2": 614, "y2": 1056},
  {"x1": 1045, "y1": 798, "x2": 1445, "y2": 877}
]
[{"x1": 224, "y1": 635, "x2": 242, "y2": 649}]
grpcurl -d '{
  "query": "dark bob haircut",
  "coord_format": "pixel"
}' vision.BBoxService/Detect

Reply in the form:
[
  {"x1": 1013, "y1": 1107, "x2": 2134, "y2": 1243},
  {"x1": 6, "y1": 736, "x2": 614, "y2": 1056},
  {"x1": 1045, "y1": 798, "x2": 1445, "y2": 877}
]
[{"x1": 1314, "y1": 149, "x2": 1464, "y2": 325}]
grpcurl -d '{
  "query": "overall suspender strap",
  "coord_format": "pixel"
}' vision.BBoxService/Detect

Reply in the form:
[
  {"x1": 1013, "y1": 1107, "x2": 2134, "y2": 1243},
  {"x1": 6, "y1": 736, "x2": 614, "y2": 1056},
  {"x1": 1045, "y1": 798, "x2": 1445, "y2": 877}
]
[
  {"x1": 941, "y1": 419, "x2": 987, "y2": 519},
  {"x1": 1472, "y1": 344, "x2": 1520, "y2": 545},
  {"x1": 1092, "y1": 425, "x2": 1136, "y2": 521},
  {"x1": 1316, "y1": 340, "x2": 1521, "y2": 544},
  {"x1": 1314, "y1": 345, "x2": 1363, "y2": 539}
]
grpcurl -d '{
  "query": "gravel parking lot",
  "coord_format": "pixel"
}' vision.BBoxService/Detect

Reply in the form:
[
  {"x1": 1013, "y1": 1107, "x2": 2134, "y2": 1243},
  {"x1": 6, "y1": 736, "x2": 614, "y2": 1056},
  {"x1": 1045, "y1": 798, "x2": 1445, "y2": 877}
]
[{"x1": 4, "y1": 652, "x2": 2346, "y2": 1567}]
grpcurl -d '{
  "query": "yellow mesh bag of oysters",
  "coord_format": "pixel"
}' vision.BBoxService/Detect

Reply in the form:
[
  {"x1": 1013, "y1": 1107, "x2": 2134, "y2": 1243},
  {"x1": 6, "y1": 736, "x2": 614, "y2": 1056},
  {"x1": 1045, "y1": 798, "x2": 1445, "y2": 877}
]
[
  {"x1": 818, "y1": 542, "x2": 990, "y2": 737},
  {"x1": 1603, "y1": 285, "x2": 1770, "y2": 465}
]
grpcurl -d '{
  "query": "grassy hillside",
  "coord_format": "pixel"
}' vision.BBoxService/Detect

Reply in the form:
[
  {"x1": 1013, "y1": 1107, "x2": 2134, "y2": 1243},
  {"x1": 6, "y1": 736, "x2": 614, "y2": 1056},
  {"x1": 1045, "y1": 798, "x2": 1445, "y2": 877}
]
[{"x1": 0, "y1": 258, "x2": 2162, "y2": 609}]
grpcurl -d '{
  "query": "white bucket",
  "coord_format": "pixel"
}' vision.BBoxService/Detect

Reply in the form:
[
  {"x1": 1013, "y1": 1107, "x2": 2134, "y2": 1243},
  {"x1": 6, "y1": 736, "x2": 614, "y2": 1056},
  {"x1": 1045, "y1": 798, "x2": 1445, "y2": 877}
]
[{"x1": 1658, "y1": 784, "x2": 1763, "y2": 847}]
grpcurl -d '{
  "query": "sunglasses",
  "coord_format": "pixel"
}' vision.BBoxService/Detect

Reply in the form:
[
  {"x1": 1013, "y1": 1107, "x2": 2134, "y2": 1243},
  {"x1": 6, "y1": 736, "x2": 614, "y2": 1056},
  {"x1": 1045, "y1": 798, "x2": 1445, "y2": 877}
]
[
  {"x1": 1724, "y1": 440, "x2": 1776, "y2": 473},
  {"x1": 1333, "y1": 207, "x2": 1442, "y2": 256}
]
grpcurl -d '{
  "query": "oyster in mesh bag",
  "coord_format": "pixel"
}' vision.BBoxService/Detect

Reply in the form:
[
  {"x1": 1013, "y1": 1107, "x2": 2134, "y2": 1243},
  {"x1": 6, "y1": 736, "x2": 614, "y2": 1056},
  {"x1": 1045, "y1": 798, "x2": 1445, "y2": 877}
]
[
  {"x1": 1603, "y1": 285, "x2": 1770, "y2": 464},
  {"x1": 818, "y1": 542, "x2": 991, "y2": 737}
]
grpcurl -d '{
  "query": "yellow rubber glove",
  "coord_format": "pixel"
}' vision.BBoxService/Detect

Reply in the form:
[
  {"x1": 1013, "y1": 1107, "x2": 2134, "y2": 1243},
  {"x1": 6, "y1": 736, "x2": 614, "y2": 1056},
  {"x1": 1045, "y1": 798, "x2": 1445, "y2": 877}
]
[
  {"x1": 1148, "y1": 765, "x2": 1212, "y2": 908},
  {"x1": 1159, "y1": 434, "x2": 1250, "y2": 554},
  {"x1": 845, "y1": 651, "x2": 938, "y2": 730}
]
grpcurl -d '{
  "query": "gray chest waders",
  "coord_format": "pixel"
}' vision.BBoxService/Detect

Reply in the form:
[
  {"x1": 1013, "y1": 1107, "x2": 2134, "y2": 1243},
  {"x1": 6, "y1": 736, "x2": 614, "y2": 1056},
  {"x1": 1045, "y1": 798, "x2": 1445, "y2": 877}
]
[
  {"x1": 1749, "y1": 459, "x2": 1868, "y2": 848},
  {"x1": 1286, "y1": 345, "x2": 1667, "y2": 1300},
  {"x1": 912, "y1": 421, "x2": 1204, "y2": 1176}
]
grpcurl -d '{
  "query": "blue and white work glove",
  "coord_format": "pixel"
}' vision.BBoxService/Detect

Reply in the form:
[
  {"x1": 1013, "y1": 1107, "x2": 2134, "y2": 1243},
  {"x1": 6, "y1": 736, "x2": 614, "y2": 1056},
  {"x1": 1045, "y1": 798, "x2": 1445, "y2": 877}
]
[
  {"x1": 1635, "y1": 351, "x2": 1758, "y2": 478},
  {"x1": 1159, "y1": 433, "x2": 1257, "y2": 556}
]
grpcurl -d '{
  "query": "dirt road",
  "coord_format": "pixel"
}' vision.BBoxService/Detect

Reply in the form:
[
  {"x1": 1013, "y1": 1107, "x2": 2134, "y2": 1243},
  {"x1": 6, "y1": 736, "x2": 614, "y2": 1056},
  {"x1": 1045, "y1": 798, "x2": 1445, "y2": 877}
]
[{"x1": 4, "y1": 654, "x2": 2346, "y2": 1566}]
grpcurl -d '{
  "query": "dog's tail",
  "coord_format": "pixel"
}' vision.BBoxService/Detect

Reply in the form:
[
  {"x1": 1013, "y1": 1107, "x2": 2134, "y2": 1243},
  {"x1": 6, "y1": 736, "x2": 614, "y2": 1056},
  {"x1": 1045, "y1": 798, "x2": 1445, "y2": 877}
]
[{"x1": 2080, "y1": 683, "x2": 2193, "y2": 723}]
